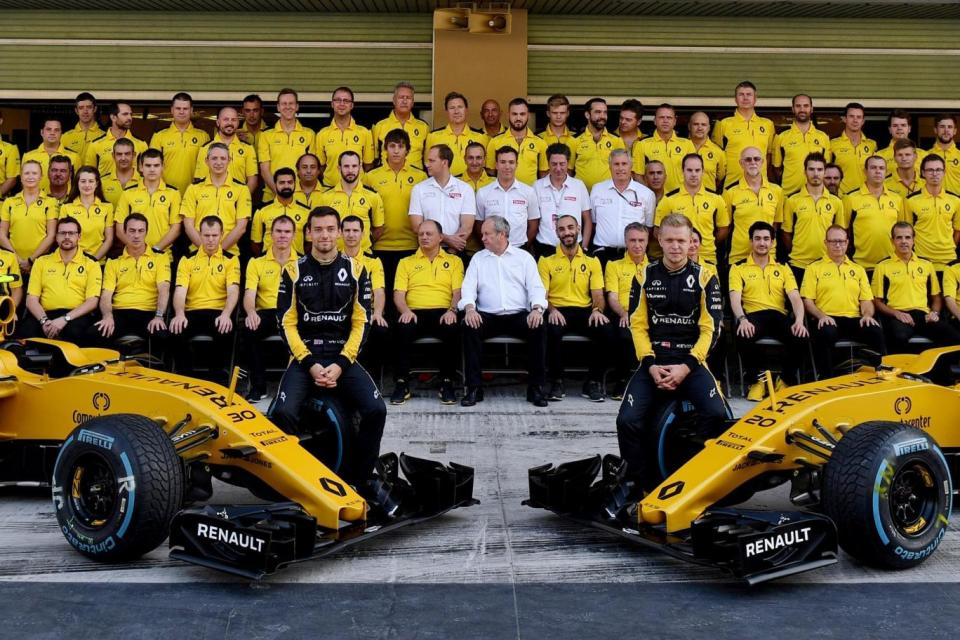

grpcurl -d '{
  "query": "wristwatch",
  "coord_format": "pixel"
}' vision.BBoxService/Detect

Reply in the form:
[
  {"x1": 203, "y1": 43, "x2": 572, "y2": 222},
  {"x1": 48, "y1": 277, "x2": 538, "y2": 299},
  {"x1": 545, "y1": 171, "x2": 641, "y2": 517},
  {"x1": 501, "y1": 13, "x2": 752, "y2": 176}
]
[
  {"x1": 63, "y1": 314, "x2": 72, "y2": 323},
  {"x1": 532, "y1": 305, "x2": 544, "y2": 314}
]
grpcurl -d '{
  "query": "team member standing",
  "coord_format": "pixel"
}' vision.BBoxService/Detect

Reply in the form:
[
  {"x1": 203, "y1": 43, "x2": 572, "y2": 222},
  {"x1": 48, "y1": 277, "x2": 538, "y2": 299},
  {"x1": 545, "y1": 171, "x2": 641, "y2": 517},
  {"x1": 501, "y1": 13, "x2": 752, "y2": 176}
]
[
  {"x1": 533, "y1": 143, "x2": 592, "y2": 257},
  {"x1": 0, "y1": 111, "x2": 20, "y2": 202},
  {"x1": 459, "y1": 142, "x2": 494, "y2": 192},
  {"x1": 688, "y1": 112, "x2": 725, "y2": 194},
  {"x1": 616, "y1": 213, "x2": 724, "y2": 492},
  {"x1": 459, "y1": 216, "x2": 549, "y2": 407},
  {"x1": 906, "y1": 155, "x2": 960, "y2": 272},
  {"x1": 782, "y1": 153, "x2": 845, "y2": 285},
  {"x1": 603, "y1": 223, "x2": 649, "y2": 400},
  {"x1": 182, "y1": 143, "x2": 252, "y2": 252},
  {"x1": 22, "y1": 217, "x2": 101, "y2": 344},
  {"x1": 251, "y1": 168, "x2": 309, "y2": 256},
  {"x1": 195, "y1": 106, "x2": 258, "y2": 194},
  {"x1": 711, "y1": 81, "x2": 776, "y2": 187},
  {"x1": 373, "y1": 82, "x2": 429, "y2": 169},
  {"x1": 390, "y1": 220, "x2": 464, "y2": 406},
  {"x1": 62, "y1": 92, "x2": 103, "y2": 162},
  {"x1": 241, "y1": 215, "x2": 297, "y2": 401},
  {"x1": 481, "y1": 99, "x2": 506, "y2": 139},
  {"x1": 654, "y1": 154, "x2": 729, "y2": 266},
  {"x1": 100, "y1": 139, "x2": 140, "y2": 206},
  {"x1": 829, "y1": 103, "x2": 877, "y2": 194},
  {"x1": 632, "y1": 103, "x2": 694, "y2": 194},
  {"x1": 485, "y1": 98, "x2": 548, "y2": 186},
  {"x1": 295, "y1": 152, "x2": 324, "y2": 209},
  {"x1": 616, "y1": 99, "x2": 644, "y2": 157},
  {"x1": 259, "y1": 88, "x2": 315, "y2": 201},
  {"x1": 729, "y1": 221, "x2": 808, "y2": 400},
  {"x1": 538, "y1": 215, "x2": 608, "y2": 402},
  {"x1": 824, "y1": 164, "x2": 844, "y2": 197},
  {"x1": 149, "y1": 92, "x2": 210, "y2": 195},
  {"x1": 877, "y1": 110, "x2": 925, "y2": 177},
  {"x1": 839, "y1": 156, "x2": 906, "y2": 273},
  {"x1": 426, "y1": 92, "x2": 489, "y2": 178},
  {"x1": 0, "y1": 160, "x2": 57, "y2": 275},
  {"x1": 408, "y1": 144, "x2": 476, "y2": 255},
  {"x1": 84, "y1": 102, "x2": 147, "y2": 179},
  {"x1": 314, "y1": 87, "x2": 375, "y2": 188},
  {"x1": 46, "y1": 156, "x2": 74, "y2": 205},
  {"x1": 114, "y1": 148, "x2": 181, "y2": 252},
  {"x1": 801, "y1": 225, "x2": 885, "y2": 376},
  {"x1": 59, "y1": 166, "x2": 114, "y2": 261},
  {"x1": 872, "y1": 222, "x2": 960, "y2": 354},
  {"x1": 238, "y1": 94, "x2": 266, "y2": 151},
  {"x1": 476, "y1": 147, "x2": 540, "y2": 248},
  {"x1": 271, "y1": 207, "x2": 386, "y2": 487},
  {"x1": 590, "y1": 149, "x2": 656, "y2": 266},
  {"x1": 928, "y1": 114, "x2": 960, "y2": 194},
  {"x1": 22, "y1": 119, "x2": 80, "y2": 193},
  {"x1": 573, "y1": 98, "x2": 625, "y2": 191},
  {"x1": 318, "y1": 150, "x2": 385, "y2": 254},
  {"x1": 724, "y1": 146, "x2": 784, "y2": 265},
  {"x1": 772, "y1": 94, "x2": 830, "y2": 195},
  {"x1": 538, "y1": 94, "x2": 578, "y2": 163},
  {"x1": 340, "y1": 214, "x2": 388, "y2": 378},
  {"x1": 885, "y1": 139, "x2": 925, "y2": 198}
]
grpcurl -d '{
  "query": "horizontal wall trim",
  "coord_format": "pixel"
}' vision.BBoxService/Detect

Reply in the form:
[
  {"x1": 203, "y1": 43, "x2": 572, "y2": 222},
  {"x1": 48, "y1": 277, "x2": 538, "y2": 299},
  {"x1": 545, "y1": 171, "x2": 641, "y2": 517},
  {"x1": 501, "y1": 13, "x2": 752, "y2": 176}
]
[
  {"x1": 527, "y1": 96, "x2": 960, "y2": 110},
  {"x1": 0, "y1": 90, "x2": 408, "y2": 102},
  {"x1": 528, "y1": 43, "x2": 960, "y2": 57},
  {"x1": 0, "y1": 38, "x2": 430, "y2": 49}
]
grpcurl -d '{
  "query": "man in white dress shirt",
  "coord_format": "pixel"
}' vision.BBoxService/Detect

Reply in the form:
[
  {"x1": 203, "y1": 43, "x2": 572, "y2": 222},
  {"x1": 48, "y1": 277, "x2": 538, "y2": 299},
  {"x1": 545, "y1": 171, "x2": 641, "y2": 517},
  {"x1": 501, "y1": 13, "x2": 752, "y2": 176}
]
[
  {"x1": 476, "y1": 147, "x2": 540, "y2": 249},
  {"x1": 459, "y1": 215, "x2": 549, "y2": 407},
  {"x1": 532, "y1": 142, "x2": 592, "y2": 258},
  {"x1": 589, "y1": 148, "x2": 656, "y2": 266},
  {"x1": 408, "y1": 143, "x2": 476, "y2": 255}
]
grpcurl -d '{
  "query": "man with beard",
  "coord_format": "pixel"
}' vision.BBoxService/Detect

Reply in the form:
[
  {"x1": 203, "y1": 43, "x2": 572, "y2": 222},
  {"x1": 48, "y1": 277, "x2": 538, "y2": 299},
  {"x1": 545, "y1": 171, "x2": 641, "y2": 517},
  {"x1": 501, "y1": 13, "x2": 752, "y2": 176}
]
[
  {"x1": 823, "y1": 163, "x2": 844, "y2": 197},
  {"x1": 688, "y1": 111, "x2": 725, "y2": 194},
  {"x1": 318, "y1": 150, "x2": 385, "y2": 254},
  {"x1": 251, "y1": 168, "x2": 309, "y2": 255},
  {"x1": 782, "y1": 152, "x2": 845, "y2": 286},
  {"x1": 84, "y1": 102, "x2": 147, "y2": 178},
  {"x1": 573, "y1": 97, "x2": 625, "y2": 191},
  {"x1": 476, "y1": 147, "x2": 539, "y2": 248},
  {"x1": 632, "y1": 103, "x2": 693, "y2": 194},
  {"x1": 485, "y1": 98, "x2": 547, "y2": 186},
  {"x1": 45, "y1": 156, "x2": 73, "y2": 205},
  {"x1": 927, "y1": 114, "x2": 960, "y2": 194},
  {"x1": 772, "y1": 94, "x2": 830, "y2": 195},
  {"x1": 538, "y1": 214, "x2": 608, "y2": 402},
  {"x1": 195, "y1": 106, "x2": 258, "y2": 193}
]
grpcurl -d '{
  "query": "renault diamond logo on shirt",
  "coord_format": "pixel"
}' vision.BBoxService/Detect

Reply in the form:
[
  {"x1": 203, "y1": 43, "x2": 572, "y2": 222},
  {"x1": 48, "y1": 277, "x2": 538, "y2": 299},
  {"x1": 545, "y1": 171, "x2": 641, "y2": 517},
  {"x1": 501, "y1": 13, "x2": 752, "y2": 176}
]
[
  {"x1": 686, "y1": 275, "x2": 695, "y2": 287},
  {"x1": 338, "y1": 268, "x2": 348, "y2": 282}
]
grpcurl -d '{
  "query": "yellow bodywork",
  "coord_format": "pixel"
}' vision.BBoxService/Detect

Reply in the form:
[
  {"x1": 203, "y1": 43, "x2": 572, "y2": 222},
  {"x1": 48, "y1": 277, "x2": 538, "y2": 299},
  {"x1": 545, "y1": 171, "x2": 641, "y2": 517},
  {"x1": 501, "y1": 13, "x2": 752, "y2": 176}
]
[{"x1": 639, "y1": 346, "x2": 960, "y2": 533}]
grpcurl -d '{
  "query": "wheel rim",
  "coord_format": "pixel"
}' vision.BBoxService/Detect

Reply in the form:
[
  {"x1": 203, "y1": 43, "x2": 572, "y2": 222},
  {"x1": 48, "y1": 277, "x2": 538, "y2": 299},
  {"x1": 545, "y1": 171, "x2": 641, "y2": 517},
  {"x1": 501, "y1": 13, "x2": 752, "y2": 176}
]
[
  {"x1": 888, "y1": 461, "x2": 939, "y2": 538},
  {"x1": 69, "y1": 452, "x2": 118, "y2": 529}
]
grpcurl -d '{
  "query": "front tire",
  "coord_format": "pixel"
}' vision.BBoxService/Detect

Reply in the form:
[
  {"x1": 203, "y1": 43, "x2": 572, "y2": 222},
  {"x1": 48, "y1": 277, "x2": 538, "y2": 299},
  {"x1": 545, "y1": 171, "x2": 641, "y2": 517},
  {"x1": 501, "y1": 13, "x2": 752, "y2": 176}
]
[
  {"x1": 823, "y1": 421, "x2": 952, "y2": 569},
  {"x1": 52, "y1": 414, "x2": 183, "y2": 562}
]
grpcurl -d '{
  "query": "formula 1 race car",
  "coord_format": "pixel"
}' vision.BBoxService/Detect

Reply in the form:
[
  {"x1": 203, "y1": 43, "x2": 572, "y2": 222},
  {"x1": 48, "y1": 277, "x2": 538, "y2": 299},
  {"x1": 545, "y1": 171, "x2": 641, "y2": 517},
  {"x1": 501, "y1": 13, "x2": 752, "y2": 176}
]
[
  {"x1": 526, "y1": 347, "x2": 959, "y2": 584},
  {"x1": 0, "y1": 294, "x2": 476, "y2": 579}
]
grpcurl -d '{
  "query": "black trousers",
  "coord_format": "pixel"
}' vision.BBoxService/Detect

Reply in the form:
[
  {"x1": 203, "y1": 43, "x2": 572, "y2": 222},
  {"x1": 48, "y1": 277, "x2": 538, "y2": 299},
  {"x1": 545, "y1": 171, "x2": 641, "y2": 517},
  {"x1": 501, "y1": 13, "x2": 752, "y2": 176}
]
[
  {"x1": 373, "y1": 249, "x2": 415, "y2": 315},
  {"x1": 462, "y1": 311, "x2": 546, "y2": 387},
  {"x1": 393, "y1": 308, "x2": 460, "y2": 381},
  {"x1": 546, "y1": 306, "x2": 606, "y2": 380},
  {"x1": 789, "y1": 264, "x2": 806, "y2": 289},
  {"x1": 810, "y1": 315, "x2": 886, "y2": 377},
  {"x1": 269, "y1": 360, "x2": 386, "y2": 486},
  {"x1": 171, "y1": 309, "x2": 236, "y2": 383},
  {"x1": 241, "y1": 308, "x2": 281, "y2": 392},
  {"x1": 96, "y1": 309, "x2": 169, "y2": 358},
  {"x1": 591, "y1": 246, "x2": 625, "y2": 269},
  {"x1": 604, "y1": 318, "x2": 638, "y2": 383},
  {"x1": 357, "y1": 322, "x2": 389, "y2": 386},
  {"x1": 616, "y1": 363, "x2": 726, "y2": 490},
  {"x1": 19, "y1": 308, "x2": 97, "y2": 346},
  {"x1": 532, "y1": 241, "x2": 557, "y2": 260},
  {"x1": 882, "y1": 309, "x2": 960, "y2": 355},
  {"x1": 736, "y1": 309, "x2": 808, "y2": 385}
]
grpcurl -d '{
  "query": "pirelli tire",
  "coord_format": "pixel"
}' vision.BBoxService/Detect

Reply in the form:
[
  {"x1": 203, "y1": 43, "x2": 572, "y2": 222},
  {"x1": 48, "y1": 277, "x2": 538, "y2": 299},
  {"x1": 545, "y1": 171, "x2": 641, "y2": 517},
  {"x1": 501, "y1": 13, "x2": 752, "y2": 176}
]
[
  {"x1": 52, "y1": 414, "x2": 184, "y2": 562},
  {"x1": 822, "y1": 421, "x2": 952, "y2": 570}
]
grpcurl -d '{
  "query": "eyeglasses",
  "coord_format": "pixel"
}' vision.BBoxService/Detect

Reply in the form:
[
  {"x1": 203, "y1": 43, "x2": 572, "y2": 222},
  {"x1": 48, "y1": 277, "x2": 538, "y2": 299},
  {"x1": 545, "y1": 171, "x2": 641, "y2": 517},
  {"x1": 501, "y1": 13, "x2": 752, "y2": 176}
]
[
  {"x1": 825, "y1": 239, "x2": 848, "y2": 245},
  {"x1": 924, "y1": 167, "x2": 945, "y2": 174},
  {"x1": 742, "y1": 156, "x2": 763, "y2": 162},
  {"x1": 57, "y1": 230, "x2": 79, "y2": 236}
]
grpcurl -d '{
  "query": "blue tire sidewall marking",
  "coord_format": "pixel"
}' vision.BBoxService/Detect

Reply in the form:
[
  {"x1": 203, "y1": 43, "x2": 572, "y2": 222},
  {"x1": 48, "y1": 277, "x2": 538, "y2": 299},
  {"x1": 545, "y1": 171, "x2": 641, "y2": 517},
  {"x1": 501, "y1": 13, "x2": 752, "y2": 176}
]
[{"x1": 117, "y1": 450, "x2": 135, "y2": 539}]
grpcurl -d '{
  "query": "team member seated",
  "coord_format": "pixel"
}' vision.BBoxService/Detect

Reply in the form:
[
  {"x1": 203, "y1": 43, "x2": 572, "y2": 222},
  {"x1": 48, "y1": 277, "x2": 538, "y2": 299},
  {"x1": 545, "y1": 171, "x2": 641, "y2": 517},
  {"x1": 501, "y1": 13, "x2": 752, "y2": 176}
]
[
  {"x1": 459, "y1": 215, "x2": 548, "y2": 407},
  {"x1": 94, "y1": 213, "x2": 170, "y2": 354},
  {"x1": 22, "y1": 216, "x2": 101, "y2": 345},
  {"x1": 801, "y1": 225, "x2": 886, "y2": 376},
  {"x1": 538, "y1": 215, "x2": 608, "y2": 402},
  {"x1": 603, "y1": 222, "x2": 649, "y2": 400},
  {"x1": 241, "y1": 214, "x2": 298, "y2": 401},
  {"x1": 872, "y1": 222, "x2": 960, "y2": 354},
  {"x1": 728, "y1": 221, "x2": 809, "y2": 401},
  {"x1": 169, "y1": 216, "x2": 241, "y2": 383},
  {"x1": 340, "y1": 215, "x2": 388, "y2": 379},
  {"x1": 390, "y1": 219, "x2": 464, "y2": 405}
]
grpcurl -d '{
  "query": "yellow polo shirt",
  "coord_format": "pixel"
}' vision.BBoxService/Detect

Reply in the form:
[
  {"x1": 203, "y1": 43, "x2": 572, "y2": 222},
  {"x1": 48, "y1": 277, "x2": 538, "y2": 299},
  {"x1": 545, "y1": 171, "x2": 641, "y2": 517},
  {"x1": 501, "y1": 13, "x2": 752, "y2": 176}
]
[
  {"x1": 927, "y1": 143, "x2": 960, "y2": 195},
  {"x1": 782, "y1": 187, "x2": 845, "y2": 267},
  {"x1": 839, "y1": 185, "x2": 907, "y2": 269},
  {"x1": 317, "y1": 182, "x2": 385, "y2": 253},
  {"x1": 394, "y1": 248, "x2": 464, "y2": 310},
  {"x1": 257, "y1": 120, "x2": 315, "y2": 200},
  {"x1": 149, "y1": 124, "x2": 211, "y2": 194},
  {"x1": 312, "y1": 118, "x2": 375, "y2": 187},
  {"x1": 693, "y1": 139, "x2": 726, "y2": 194},
  {"x1": 372, "y1": 111, "x2": 429, "y2": 169},
  {"x1": 348, "y1": 252, "x2": 385, "y2": 290},
  {"x1": 425, "y1": 125, "x2": 489, "y2": 177},
  {"x1": 723, "y1": 179, "x2": 784, "y2": 264},
  {"x1": 604, "y1": 254, "x2": 647, "y2": 309},
  {"x1": 905, "y1": 188, "x2": 960, "y2": 267},
  {"x1": 711, "y1": 111, "x2": 776, "y2": 185},
  {"x1": 0, "y1": 248, "x2": 22, "y2": 295},
  {"x1": 655, "y1": 186, "x2": 730, "y2": 264},
  {"x1": 181, "y1": 177, "x2": 253, "y2": 242},
  {"x1": 485, "y1": 129, "x2": 548, "y2": 186},
  {"x1": 0, "y1": 192, "x2": 58, "y2": 260},
  {"x1": 829, "y1": 131, "x2": 878, "y2": 193},
  {"x1": 573, "y1": 129, "x2": 626, "y2": 191},
  {"x1": 872, "y1": 254, "x2": 938, "y2": 313},
  {"x1": 102, "y1": 248, "x2": 171, "y2": 311},
  {"x1": 729, "y1": 255, "x2": 798, "y2": 314},
  {"x1": 251, "y1": 198, "x2": 310, "y2": 255},
  {"x1": 537, "y1": 245, "x2": 604, "y2": 308},
  {"x1": 772, "y1": 123, "x2": 831, "y2": 195},
  {"x1": 885, "y1": 173, "x2": 925, "y2": 199},
  {"x1": 58, "y1": 198, "x2": 114, "y2": 257},
  {"x1": 941, "y1": 260, "x2": 960, "y2": 299},
  {"x1": 175, "y1": 248, "x2": 241, "y2": 311},
  {"x1": 632, "y1": 132, "x2": 696, "y2": 193},
  {"x1": 538, "y1": 127, "x2": 579, "y2": 168},
  {"x1": 800, "y1": 256, "x2": 872, "y2": 318},
  {"x1": 237, "y1": 121, "x2": 266, "y2": 156},
  {"x1": 27, "y1": 250, "x2": 102, "y2": 310},
  {"x1": 115, "y1": 181, "x2": 181, "y2": 249},
  {"x1": 245, "y1": 250, "x2": 298, "y2": 311},
  {"x1": 0, "y1": 138, "x2": 20, "y2": 201},
  {"x1": 101, "y1": 171, "x2": 141, "y2": 206},
  {"x1": 878, "y1": 143, "x2": 925, "y2": 179},
  {"x1": 21, "y1": 145, "x2": 80, "y2": 193},
  {"x1": 61, "y1": 123, "x2": 104, "y2": 161},
  {"x1": 194, "y1": 134, "x2": 257, "y2": 185},
  {"x1": 83, "y1": 130, "x2": 148, "y2": 179},
  {"x1": 363, "y1": 163, "x2": 426, "y2": 252}
]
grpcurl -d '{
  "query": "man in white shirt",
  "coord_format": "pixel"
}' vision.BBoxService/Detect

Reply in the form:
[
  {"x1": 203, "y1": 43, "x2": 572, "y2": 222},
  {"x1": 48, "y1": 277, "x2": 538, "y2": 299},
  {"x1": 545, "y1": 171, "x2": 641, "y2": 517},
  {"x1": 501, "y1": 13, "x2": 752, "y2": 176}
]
[
  {"x1": 408, "y1": 144, "x2": 476, "y2": 255},
  {"x1": 476, "y1": 147, "x2": 540, "y2": 248},
  {"x1": 459, "y1": 215, "x2": 548, "y2": 407},
  {"x1": 589, "y1": 149, "x2": 656, "y2": 266},
  {"x1": 532, "y1": 142, "x2": 592, "y2": 258}
]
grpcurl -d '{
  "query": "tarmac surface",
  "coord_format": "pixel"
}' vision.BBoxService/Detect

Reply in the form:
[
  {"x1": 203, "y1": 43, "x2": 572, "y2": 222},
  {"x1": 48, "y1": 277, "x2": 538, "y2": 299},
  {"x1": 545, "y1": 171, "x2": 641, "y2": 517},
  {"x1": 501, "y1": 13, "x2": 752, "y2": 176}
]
[{"x1": 2, "y1": 379, "x2": 959, "y2": 638}]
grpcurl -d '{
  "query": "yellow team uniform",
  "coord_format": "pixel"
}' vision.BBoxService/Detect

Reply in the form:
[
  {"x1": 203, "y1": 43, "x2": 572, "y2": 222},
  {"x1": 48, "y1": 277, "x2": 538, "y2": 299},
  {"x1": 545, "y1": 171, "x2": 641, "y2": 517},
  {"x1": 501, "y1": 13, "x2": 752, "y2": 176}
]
[
  {"x1": 394, "y1": 248, "x2": 464, "y2": 310},
  {"x1": 839, "y1": 186, "x2": 907, "y2": 269},
  {"x1": 363, "y1": 164, "x2": 426, "y2": 252},
  {"x1": 573, "y1": 129, "x2": 626, "y2": 191},
  {"x1": 194, "y1": 135, "x2": 258, "y2": 186},
  {"x1": 373, "y1": 112, "x2": 429, "y2": 169},
  {"x1": 655, "y1": 187, "x2": 730, "y2": 265},
  {"x1": 632, "y1": 132, "x2": 696, "y2": 193},
  {"x1": 711, "y1": 111, "x2": 776, "y2": 186},
  {"x1": 115, "y1": 181, "x2": 181, "y2": 249},
  {"x1": 723, "y1": 179, "x2": 784, "y2": 264},
  {"x1": 21, "y1": 145, "x2": 80, "y2": 193},
  {"x1": 0, "y1": 192, "x2": 58, "y2": 260},
  {"x1": 878, "y1": 143, "x2": 925, "y2": 180},
  {"x1": 485, "y1": 129, "x2": 548, "y2": 186},
  {"x1": 245, "y1": 250, "x2": 298, "y2": 311},
  {"x1": 61, "y1": 123, "x2": 104, "y2": 162},
  {"x1": 58, "y1": 198, "x2": 114, "y2": 257},
  {"x1": 800, "y1": 256, "x2": 873, "y2": 318},
  {"x1": 782, "y1": 187, "x2": 845, "y2": 267},
  {"x1": 149, "y1": 124, "x2": 211, "y2": 194},
  {"x1": 905, "y1": 188, "x2": 960, "y2": 268},
  {"x1": 0, "y1": 248, "x2": 22, "y2": 295},
  {"x1": 772, "y1": 123, "x2": 831, "y2": 195},
  {"x1": 318, "y1": 183, "x2": 385, "y2": 253},
  {"x1": 83, "y1": 130, "x2": 148, "y2": 179},
  {"x1": 251, "y1": 198, "x2": 311, "y2": 255},
  {"x1": 927, "y1": 143, "x2": 960, "y2": 195},
  {"x1": 175, "y1": 248, "x2": 241, "y2": 310},
  {"x1": 604, "y1": 255, "x2": 647, "y2": 310},
  {"x1": 829, "y1": 132, "x2": 878, "y2": 193},
  {"x1": 0, "y1": 137, "x2": 20, "y2": 199},
  {"x1": 941, "y1": 260, "x2": 960, "y2": 301},
  {"x1": 729, "y1": 255, "x2": 798, "y2": 314},
  {"x1": 538, "y1": 246, "x2": 604, "y2": 308},
  {"x1": 28, "y1": 251, "x2": 102, "y2": 310},
  {"x1": 312, "y1": 119, "x2": 375, "y2": 188},
  {"x1": 538, "y1": 127, "x2": 579, "y2": 167},
  {"x1": 425, "y1": 125, "x2": 489, "y2": 177},
  {"x1": 293, "y1": 186, "x2": 325, "y2": 211},
  {"x1": 102, "y1": 249, "x2": 171, "y2": 311},
  {"x1": 101, "y1": 171, "x2": 141, "y2": 206},
  {"x1": 237, "y1": 122, "x2": 266, "y2": 155},
  {"x1": 458, "y1": 171, "x2": 494, "y2": 255},
  {"x1": 181, "y1": 178, "x2": 252, "y2": 244},
  {"x1": 885, "y1": 173, "x2": 925, "y2": 199},
  {"x1": 349, "y1": 252, "x2": 386, "y2": 291},
  {"x1": 257, "y1": 120, "x2": 315, "y2": 200},
  {"x1": 871, "y1": 254, "x2": 938, "y2": 313},
  {"x1": 692, "y1": 139, "x2": 726, "y2": 194}
]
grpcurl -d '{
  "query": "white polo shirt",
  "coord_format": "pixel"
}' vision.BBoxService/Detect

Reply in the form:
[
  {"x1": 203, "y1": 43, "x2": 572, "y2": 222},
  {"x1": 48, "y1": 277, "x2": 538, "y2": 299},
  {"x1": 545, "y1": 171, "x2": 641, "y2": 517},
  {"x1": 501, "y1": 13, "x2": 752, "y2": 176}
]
[
  {"x1": 590, "y1": 178, "x2": 656, "y2": 249},
  {"x1": 533, "y1": 174, "x2": 591, "y2": 247},
  {"x1": 408, "y1": 174, "x2": 476, "y2": 236},
  {"x1": 476, "y1": 179, "x2": 540, "y2": 247},
  {"x1": 459, "y1": 244, "x2": 547, "y2": 315}
]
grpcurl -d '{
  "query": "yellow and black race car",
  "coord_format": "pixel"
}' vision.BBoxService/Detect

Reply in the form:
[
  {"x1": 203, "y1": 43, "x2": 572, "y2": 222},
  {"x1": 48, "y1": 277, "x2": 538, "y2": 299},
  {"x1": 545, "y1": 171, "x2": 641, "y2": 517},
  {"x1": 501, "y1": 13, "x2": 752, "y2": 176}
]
[
  {"x1": 526, "y1": 347, "x2": 958, "y2": 584},
  {"x1": 0, "y1": 292, "x2": 475, "y2": 579}
]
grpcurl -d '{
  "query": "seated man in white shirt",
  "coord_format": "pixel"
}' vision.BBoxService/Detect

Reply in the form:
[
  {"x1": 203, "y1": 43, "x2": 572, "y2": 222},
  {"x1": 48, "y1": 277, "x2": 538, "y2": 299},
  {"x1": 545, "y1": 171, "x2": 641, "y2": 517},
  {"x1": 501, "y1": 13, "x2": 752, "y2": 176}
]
[
  {"x1": 476, "y1": 146, "x2": 540, "y2": 249},
  {"x1": 459, "y1": 215, "x2": 548, "y2": 407}
]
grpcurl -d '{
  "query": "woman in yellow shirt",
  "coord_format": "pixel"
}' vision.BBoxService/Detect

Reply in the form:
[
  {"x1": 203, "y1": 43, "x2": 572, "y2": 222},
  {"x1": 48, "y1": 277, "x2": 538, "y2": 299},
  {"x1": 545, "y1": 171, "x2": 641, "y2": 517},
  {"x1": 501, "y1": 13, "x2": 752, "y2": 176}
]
[{"x1": 60, "y1": 166, "x2": 114, "y2": 261}]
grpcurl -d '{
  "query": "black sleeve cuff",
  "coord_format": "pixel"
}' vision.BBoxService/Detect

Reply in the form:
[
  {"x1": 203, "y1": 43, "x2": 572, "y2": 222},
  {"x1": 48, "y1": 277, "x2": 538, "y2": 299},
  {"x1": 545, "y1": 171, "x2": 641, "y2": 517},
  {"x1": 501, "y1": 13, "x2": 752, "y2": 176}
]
[
  {"x1": 334, "y1": 355, "x2": 352, "y2": 371},
  {"x1": 682, "y1": 355, "x2": 699, "y2": 370},
  {"x1": 301, "y1": 354, "x2": 321, "y2": 371},
  {"x1": 641, "y1": 356, "x2": 655, "y2": 371}
]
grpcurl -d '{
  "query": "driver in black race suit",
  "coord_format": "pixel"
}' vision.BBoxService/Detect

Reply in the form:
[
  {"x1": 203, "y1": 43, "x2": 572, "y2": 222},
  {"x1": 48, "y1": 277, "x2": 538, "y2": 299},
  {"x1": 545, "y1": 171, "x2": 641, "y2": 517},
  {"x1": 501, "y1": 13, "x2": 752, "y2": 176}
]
[
  {"x1": 616, "y1": 213, "x2": 725, "y2": 492},
  {"x1": 270, "y1": 206, "x2": 386, "y2": 486}
]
